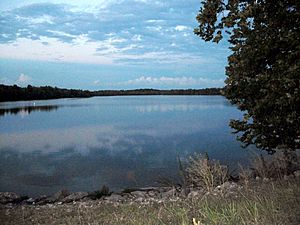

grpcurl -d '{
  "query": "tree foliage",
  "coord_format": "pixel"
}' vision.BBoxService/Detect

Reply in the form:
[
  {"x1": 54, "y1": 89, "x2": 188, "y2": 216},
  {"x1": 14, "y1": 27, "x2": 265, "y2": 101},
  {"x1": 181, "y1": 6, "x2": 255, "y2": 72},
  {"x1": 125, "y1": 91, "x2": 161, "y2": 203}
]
[{"x1": 195, "y1": 0, "x2": 300, "y2": 153}]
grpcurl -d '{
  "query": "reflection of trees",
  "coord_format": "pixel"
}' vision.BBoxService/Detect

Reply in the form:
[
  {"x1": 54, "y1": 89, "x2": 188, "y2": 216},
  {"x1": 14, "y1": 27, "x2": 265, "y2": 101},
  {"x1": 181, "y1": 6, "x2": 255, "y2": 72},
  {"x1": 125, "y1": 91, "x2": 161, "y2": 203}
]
[{"x1": 0, "y1": 105, "x2": 59, "y2": 116}]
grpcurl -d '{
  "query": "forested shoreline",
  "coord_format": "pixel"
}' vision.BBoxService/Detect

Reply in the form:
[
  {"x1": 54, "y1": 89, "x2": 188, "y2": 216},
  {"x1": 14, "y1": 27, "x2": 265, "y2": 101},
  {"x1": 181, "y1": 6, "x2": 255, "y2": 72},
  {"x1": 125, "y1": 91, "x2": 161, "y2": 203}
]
[{"x1": 0, "y1": 84, "x2": 223, "y2": 102}]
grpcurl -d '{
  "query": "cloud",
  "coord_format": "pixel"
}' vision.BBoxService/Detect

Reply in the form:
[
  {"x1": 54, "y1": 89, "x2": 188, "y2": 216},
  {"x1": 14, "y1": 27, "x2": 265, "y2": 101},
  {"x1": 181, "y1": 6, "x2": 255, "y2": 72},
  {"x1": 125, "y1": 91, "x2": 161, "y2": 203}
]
[
  {"x1": 16, "y1": 73, "x2": 32, "y2": 85},
  {"x1": 46, "y1": 30, "x2": 77, "y2": 39},
  {"x1": 0, "y1": 34, "x2": 215, "y2": 66},
  {"x1": 15, "y1": 14, "x2": 55, "y2": 25},
  {"x1": 145, "y1": 19, "x2": 165, "y2": 23},
  {"x1": 0, "y1": 1, "x2": 200, "y2": 48},
  {"x1": 93, "y1": 80, "x2": 100, "y2": 85},
  {"x1": 114, "y1": 51, "x2": 214, "y2": 66},
  {"x1": 0, "y1": 37, "x2": 114, "y2": 64},
  {"x1": 175, "y1": 25, "x2": 189, "y2": 32},
  {"x1": 0, "y1": 0, "x2": 229, "y2": 84},
  {"x1": 119, "y1": 76, "x2": 224, "y2": 88},
  {"x1": 132, "y1": 34, "x2": 142, "y2": 41},
  {"x1": 0, "y1": 77, "x2": 13, "y2": 85},
  {"x1": 17, "y1": 73, "x2": 31, "y2": 82}
]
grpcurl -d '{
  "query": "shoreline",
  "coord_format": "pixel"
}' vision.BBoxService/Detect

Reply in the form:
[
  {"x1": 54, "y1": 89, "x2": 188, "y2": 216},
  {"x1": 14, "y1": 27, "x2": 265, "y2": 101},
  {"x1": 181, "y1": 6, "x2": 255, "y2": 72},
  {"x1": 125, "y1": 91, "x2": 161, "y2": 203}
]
[
  {"x1": 0, "y1": 177, "x2": 248, "y2": 206},
  {"x1": 1, "y1": 171, "x2": 300, "y2": 207},
  {"x1": 1, "y1": 178, "x2": 299, "y2": 225}
]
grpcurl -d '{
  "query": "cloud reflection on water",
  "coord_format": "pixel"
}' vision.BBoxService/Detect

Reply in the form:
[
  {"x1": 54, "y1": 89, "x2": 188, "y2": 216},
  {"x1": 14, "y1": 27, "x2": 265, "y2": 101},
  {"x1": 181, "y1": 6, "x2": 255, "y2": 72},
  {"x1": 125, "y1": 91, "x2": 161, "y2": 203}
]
[
  {"x1": 0, "y1": 124, "x2": 248, "y2": 197},
  {"x1": 0, "y1": 96, "x2": 250, "y2": 196},
  {"x1": 0, "y1": 120, "x2": 220, "y2": 153},
  {"x1": 135, "y1": 103, "x2": 225, "y2": 113}
]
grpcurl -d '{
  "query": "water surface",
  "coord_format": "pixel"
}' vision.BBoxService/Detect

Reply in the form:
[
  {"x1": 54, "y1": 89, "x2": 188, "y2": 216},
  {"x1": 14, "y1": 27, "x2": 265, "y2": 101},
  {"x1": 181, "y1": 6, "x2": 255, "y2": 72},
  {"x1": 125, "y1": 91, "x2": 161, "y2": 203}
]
[{"x1": 0, "y1": 96, "x2": 255, "y2": 196}]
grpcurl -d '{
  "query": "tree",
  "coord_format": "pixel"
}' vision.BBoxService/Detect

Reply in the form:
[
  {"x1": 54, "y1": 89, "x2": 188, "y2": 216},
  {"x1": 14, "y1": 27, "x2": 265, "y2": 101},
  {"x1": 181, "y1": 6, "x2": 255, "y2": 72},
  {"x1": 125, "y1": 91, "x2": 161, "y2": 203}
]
[{"x1": 195, "y1": 0, "x2": 300, "y2": 153}]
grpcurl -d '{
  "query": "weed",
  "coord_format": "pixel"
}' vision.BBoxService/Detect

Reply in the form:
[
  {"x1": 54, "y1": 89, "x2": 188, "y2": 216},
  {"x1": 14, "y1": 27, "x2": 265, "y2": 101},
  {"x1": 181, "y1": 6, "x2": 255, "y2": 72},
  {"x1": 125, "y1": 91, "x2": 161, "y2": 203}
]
[
  {"x1": 251, "y1": 152, "x2": 300, "y2": 179},
  {"x1": 185, "y1": 153, "x2": 229, "y2": 191}
]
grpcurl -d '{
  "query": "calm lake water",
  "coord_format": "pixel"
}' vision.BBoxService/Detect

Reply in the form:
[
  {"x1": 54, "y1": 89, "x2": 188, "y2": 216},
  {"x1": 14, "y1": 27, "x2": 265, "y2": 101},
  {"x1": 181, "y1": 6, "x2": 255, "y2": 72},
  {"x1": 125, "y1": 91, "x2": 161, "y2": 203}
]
[{"x1": 0, "y1": 96, "x2": 256, "y2": 196}]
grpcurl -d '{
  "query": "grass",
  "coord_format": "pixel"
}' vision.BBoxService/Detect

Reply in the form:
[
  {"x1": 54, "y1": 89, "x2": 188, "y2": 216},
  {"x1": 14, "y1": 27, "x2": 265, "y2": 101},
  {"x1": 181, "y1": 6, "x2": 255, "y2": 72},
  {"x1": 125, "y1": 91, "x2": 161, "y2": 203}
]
[
  {"x1": 1, "y1": 179, "x2": 299, "y2": 225},
  {"x1": 250, "y1": 152, "x2": 300, "y2": 179},
  {"x1": 185, "y1": 153, "x2": 229, "y2": 191}
]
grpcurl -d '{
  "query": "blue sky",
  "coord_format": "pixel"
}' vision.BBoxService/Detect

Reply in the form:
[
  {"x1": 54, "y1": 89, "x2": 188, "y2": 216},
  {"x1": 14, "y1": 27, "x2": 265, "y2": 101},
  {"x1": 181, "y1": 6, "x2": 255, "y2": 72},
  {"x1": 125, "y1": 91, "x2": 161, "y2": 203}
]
[{"x1": 0, "y1": 0, "x2": 230, "y2": 90}]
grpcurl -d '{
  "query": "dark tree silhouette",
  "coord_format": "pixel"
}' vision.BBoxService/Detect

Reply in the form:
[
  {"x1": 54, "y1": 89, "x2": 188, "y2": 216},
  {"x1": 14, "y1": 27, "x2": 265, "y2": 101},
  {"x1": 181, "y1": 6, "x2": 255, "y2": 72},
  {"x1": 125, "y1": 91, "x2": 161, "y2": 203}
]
[{"x1": 0, "y1": 84, "x2": 223, "y2": 102}]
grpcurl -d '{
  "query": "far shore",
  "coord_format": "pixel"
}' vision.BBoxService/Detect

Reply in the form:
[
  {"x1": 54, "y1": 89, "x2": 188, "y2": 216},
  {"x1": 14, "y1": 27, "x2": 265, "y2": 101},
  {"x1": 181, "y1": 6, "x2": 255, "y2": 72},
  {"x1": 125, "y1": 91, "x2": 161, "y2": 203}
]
[{"x1": 0, "y1": 84, "x2": 223, "y2": 102}]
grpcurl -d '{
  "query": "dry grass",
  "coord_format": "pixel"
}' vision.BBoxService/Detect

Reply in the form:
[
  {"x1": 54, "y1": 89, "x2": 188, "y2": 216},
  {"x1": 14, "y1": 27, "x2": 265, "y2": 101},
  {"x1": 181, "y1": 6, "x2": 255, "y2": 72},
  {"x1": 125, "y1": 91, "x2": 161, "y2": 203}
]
[
  {"x1": 251, "y1": 152, "x2": 300, "y2": 179},
  {"x1": 185, "y1": 153, "x2": 229, "y2": 191},
  {"x1": 238, "y1": 163, "x2": 252, "y2": 190},
  {"x1": 1, "y1": 180, "x2": 299, "y2": 225}
]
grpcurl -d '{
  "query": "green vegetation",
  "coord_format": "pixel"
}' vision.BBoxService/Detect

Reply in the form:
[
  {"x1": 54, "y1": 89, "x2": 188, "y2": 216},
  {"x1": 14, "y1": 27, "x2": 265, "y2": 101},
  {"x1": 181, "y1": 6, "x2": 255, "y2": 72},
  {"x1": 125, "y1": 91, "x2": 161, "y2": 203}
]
[
  {"x1": 0, "y1": 84, "x2": 223, "y2": 102},
  {"x1": 195, "y1": 0, "x2": 300, "y2": 153}
]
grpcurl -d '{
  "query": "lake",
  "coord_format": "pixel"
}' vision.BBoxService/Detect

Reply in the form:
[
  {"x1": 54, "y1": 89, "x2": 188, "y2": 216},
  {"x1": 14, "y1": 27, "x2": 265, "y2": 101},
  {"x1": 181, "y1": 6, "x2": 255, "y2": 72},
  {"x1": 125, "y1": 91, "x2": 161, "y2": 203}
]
[{"x1": 0, "y1": 96, "x2": 256, "y2": 196}]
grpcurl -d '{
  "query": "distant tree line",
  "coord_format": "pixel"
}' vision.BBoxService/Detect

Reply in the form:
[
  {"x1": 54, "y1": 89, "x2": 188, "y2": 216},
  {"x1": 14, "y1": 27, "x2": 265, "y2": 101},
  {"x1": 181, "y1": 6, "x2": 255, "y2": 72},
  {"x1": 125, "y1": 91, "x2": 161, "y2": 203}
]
[
  {"x1": 93, "y1": 88, "x2": 223, "y2": 96},
  {"x1": 0, "y1": 84, "x2": 223, "y2": 102},
  {"x1": 0, "y1": 85, "x2": 92, "y2": 102}
]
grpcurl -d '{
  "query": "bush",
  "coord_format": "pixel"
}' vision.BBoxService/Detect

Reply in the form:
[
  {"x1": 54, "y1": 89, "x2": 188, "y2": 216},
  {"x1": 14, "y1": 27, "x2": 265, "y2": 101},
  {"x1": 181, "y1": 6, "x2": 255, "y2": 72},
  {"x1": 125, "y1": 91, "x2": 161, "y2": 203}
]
[
  {"x1": 185, "y1": 153, "x2": 229, "y2": 191},
  {"x1": 251, "y1": 152, "x2": 300, "y2": 179}
]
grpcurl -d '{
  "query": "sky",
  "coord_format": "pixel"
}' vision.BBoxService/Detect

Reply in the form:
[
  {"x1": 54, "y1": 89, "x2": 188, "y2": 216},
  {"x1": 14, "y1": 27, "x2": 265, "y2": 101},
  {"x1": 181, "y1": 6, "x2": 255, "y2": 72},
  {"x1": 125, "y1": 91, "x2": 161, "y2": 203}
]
[{"x1": 0, "y1": 0, "x2": 230, "y2": 90}]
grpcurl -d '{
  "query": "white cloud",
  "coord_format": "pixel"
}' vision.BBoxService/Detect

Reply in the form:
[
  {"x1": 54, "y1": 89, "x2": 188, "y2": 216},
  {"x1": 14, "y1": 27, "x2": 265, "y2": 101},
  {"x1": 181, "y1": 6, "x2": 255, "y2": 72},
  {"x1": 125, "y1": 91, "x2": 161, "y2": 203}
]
[
  {"x1": 1, "y1": 34, "x2": 10, "y2": 38},
  {"x1": 175, "y1": 25, "x2": 189, "y2": 32},
  {"x1": 121, "y1": 76, "x2": 224, "y2": 87},
  {"x1": 145, "y1": 19, "x2": 165, "y2": 23},
  {"x1": 93, "y1": 80, "x2": 100, "y2": 85},
  {"x1": 16, "y1": 73, "x2": 32, "y2": 85},
  {"x1": 107, "y1": 37, "x2": 126, "y2": 44},
  {"x1": 0, "y1": 36, "x2": 216, "y2": 66},
  {"x1": 31, "y1": 15, "x2": 55, "y2": 24},
  {"x1": 146, "y1": 26, "x2": 162, "y2": 32},
  {"x1": 0, "y1": 77, "x2": 13, "y2": 85},
  {"x1": 0, "y1": 37, "x2": 114, "y2": 64},
  {"x1": 132, "y1": 34, "x2": 142, "y2": 41},
  {"x1": 47, "y1": 30, "x2": 77, "y2": 38},
  {"x1": 117, "y1": 51, "x2": 214, "y2": 65},
  {"x1": 22, "y1": 15, "x2": 55, "y2": 24}
]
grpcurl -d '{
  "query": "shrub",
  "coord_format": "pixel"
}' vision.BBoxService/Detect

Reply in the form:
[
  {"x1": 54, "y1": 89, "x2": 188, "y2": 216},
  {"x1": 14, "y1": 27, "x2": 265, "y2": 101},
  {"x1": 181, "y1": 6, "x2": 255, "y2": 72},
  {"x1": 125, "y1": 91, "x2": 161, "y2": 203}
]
[{"x1": 185, "y1": 153, "x2": 229, "y2": 191}]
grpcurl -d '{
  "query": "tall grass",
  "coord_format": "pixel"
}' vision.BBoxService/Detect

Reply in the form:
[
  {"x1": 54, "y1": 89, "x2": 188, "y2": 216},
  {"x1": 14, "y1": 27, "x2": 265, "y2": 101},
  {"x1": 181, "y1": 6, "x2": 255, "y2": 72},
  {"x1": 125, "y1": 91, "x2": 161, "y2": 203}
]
[
  {"x1": 185, "y1": 153, "x2": 229, "y2": 191},
  {"x1": 250, "y1": 152, "x2": 300, "y2": 179}
]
